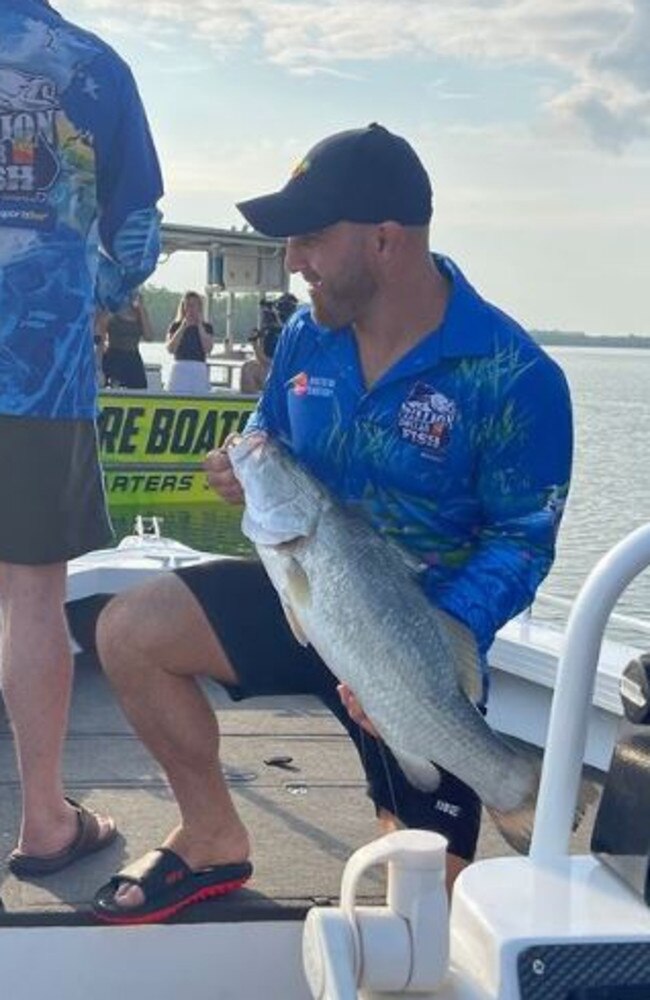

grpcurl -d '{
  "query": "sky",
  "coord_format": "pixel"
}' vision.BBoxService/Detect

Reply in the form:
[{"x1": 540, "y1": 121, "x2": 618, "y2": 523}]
[{"x1": 62, "y1": 0, "x2": 650, "y2": 337}]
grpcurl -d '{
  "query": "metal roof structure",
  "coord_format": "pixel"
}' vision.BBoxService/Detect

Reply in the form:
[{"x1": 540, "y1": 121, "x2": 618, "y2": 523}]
[
  {"x1": 160, "y1": 222, "x2": 286, "y2": 256},
  {"x1": 161, "y1": 223, "x2": 288, "y2": 293}
]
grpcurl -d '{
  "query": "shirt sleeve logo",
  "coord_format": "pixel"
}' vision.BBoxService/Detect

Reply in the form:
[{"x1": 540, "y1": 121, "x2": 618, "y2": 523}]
[{"x1": 398, "y1": 382, "x2": 456, "y2": 452}]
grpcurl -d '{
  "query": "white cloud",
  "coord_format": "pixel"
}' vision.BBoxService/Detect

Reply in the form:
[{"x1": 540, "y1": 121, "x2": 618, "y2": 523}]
[
  {"x1": 67, "y1": 0, "x2": 650, "y2": 149},
  {"x1": 549, "y1": 84, "x2": 650, "y2": 151},
  {"x1": 542, "y1": 0, "x2": 650, "y2": 150},
  {"x1": 596, "y1": 0, "x2": 650, "y2": 89}
]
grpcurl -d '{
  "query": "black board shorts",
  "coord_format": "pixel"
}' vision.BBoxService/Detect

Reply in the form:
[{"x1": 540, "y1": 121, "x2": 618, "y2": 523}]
[
  {"x1": 0, "y1": 414, "x2": 113, "y2": 564},
  {"x1": 176, "y1": 557, "x2": 483, "y2": 861}
]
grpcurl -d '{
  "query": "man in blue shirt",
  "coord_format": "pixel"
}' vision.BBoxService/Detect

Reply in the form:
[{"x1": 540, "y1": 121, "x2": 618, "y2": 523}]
[
  {"x1": 91, "y1": 125, "x2": 572, "y2": 923},
  {"x1": 1, "y1": 0, "x2": 163, "y2": 877}
]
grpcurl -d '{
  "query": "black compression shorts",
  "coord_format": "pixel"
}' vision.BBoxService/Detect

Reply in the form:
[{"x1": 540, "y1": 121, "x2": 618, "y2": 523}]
[{"x1": 176, "y1": 557, "x2": 483, "y2": 862}]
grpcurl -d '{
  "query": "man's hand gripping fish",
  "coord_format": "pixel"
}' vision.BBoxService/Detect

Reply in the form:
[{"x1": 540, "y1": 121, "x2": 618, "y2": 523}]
[{"x1": 229, "y1": 433, "x2": 585, "y2": 854}]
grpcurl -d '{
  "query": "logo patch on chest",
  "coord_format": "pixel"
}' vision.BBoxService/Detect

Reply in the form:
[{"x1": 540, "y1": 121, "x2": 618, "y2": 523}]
[
  {"x1": 398, "y1": 383, "x2": 456, "y2": 452},
  {"x1": 288, "y1": 372, "x2": 335, "y2": 398}
]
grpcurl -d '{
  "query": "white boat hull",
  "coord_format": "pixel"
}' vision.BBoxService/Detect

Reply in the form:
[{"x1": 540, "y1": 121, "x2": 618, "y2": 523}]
[{"x1": 1, "y1": 921, "x2": 312, "y2": 1000}]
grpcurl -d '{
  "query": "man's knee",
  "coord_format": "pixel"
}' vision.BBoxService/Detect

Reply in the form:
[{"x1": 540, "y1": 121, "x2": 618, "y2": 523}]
[
  {"x1": 95, "y1": 574, "x2": 216, "y2": 684},
  {"x1": 96, "y1": 588, "x2": 156, "y2": 681}
]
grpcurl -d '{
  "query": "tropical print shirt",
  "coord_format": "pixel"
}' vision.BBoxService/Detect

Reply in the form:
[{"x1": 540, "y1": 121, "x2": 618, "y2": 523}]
[
  {"x1": 0, "y1": 0, "x2": 163, "y2": 418},
  {"x1": 252, "y1": 255, "x2": 573, "y2": 658}
]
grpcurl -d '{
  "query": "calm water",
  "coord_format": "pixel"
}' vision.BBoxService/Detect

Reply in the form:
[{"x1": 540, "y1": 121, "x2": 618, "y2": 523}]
[
  {"x1": 113, "y1": 345, "x2": 650, "y2": 644},
  {"x1": 539, "y1": 347, "x2": 650, "y2": 642}
]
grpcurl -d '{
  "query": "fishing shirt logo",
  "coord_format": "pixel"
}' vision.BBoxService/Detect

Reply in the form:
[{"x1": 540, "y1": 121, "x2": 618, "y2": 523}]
[
  {"x1": 288, "y1": 372, "x2": 335, "y2": 398},
  {"x1": 398, "y1": 383, "x2": 456, "y2": 452},
  {"x1": 0, "y1": 69, "x2": 61, "y2": 229}
]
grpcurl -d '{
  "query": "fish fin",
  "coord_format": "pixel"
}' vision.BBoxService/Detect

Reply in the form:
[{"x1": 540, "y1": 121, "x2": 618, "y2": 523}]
[
  {"x1": 485, "y1": 739, "x2": 541, "y2": 853},
  {"x1": 440, "y1": 611, "x2": 483, "y2": 704},
  {"x1": 393, "y1": 751, "x2": 441, "y2": 793},
  {"x1": 280, "y1": 599, "x2": 309, "y2": 647},
  {"x1": 285, "y1": 558, "x2": 311, "y2": 607},
  {"x1": 279, "y1": 558, "x2": 311, "y2": 646},
  {"x1": 383, "y1": 536, "x2": 425, "y2": 577},
  {"x1": 485, "y1": 788, "x2": 538, "y2": 855}
]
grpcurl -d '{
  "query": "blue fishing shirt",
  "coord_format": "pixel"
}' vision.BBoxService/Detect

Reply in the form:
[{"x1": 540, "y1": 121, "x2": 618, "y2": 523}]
[
  {"x1": 0, "y1": 0, "x2": 163, "y2": 419},
  {"x1": 252, "y1": 255, "x2": 573, "y2": 659}
]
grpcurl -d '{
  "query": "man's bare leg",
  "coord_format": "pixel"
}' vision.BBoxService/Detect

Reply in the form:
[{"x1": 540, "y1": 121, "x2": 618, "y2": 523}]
[
  {"x1": 95, "y1": 573, "x2": 250, "y2": 909},
  {"x1": 0, "y1": 561, "x2": 113, "y2": 855}
]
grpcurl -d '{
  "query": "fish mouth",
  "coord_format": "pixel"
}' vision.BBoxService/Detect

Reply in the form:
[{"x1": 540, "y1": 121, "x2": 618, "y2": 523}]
[
  {"x1": 241, "y1": 509, "x2": 310, "y2": 547},
  {"x1": 228, "y1": 432, "x2": 266, "y2": 461}
]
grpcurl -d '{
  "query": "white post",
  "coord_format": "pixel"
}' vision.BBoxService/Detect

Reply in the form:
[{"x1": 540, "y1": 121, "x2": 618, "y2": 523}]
[{"x1": 531, "y1": 522, "x2": 650, "y2": 859}]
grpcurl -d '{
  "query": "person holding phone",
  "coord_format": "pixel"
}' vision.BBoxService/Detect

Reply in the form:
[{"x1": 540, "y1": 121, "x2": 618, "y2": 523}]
[{"x1": 165, "y1": 291, "x2": 214, "y2": 394}]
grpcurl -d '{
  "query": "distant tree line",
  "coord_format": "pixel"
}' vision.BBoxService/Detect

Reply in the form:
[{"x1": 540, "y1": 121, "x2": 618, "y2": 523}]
[
  {"x1": 531, "y1": 330, "x2": 650, "y2": 349},
  {"x1": 140, "y1": 285, "x2": 272, "y2": 342}
]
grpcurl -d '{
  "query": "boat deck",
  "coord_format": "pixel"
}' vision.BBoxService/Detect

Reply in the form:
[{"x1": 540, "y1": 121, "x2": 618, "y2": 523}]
[{"x1": 0, "y1": 651, "x2": 604, "y2": 926}]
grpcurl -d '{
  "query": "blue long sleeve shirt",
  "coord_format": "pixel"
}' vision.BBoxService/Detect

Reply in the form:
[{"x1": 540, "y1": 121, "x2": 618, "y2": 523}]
[
  {"x1": 251, "y1": 256, "x2": 573, "y2": 660},
  {"x1": 0, "y1": 0, "x2": 163, "y2": 418}
]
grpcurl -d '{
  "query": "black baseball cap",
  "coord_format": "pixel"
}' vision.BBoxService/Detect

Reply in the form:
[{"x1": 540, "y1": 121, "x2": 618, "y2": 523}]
[{"x1": 236, "y1": 123, "x2": 433, "y2": 238}]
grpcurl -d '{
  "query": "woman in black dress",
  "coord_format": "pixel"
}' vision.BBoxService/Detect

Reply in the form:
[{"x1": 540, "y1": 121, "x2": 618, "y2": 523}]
[{"x1": 98, "y1": 291, "x2": 154, "y2": 389}]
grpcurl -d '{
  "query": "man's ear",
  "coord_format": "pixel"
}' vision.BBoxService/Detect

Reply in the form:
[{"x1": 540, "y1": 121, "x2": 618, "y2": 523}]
[{"x1": 374, "y1": 221, "x2": 403, "y2": 258}]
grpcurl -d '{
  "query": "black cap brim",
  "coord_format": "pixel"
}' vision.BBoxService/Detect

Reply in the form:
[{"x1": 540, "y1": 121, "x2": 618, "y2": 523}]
[{"x1": 236, "y1": 188, "x2": 340, "y2": 238}]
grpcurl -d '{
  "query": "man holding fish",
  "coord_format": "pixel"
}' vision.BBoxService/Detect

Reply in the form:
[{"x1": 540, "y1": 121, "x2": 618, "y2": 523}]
[{"x1": 91, "y1": 124, "x2": 573, "y2": 924}]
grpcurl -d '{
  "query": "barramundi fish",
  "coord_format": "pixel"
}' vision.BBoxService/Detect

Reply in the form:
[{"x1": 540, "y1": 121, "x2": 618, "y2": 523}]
[{"x1": 229, "y1": 433, "x2": 543, "y2": 853}]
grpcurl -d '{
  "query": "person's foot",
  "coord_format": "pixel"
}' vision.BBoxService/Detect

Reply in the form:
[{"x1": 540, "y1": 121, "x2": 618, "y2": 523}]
[
  {"x1": 8, "y1": 798, "x2": 117, "y2": 878},
  {"x1": 16, "y1": 799, "x2": 114, "y2": 859},
  {"x1": 93, "y1": 846, "x2": 253, "y2": 924},
  {"x1": 110, "y1": 820, "x2": 250, "y2": 911}
]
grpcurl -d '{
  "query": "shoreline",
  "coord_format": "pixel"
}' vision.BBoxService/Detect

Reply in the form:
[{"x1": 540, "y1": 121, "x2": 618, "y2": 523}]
[{"x1": 532, "y1": 333, "x2": 650, "y2": 349}]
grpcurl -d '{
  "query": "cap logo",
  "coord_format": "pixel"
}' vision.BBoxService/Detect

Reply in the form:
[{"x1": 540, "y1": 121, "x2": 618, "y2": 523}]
[{"x1": 290, "y1": 157, "x2": 310, "y2": 180}]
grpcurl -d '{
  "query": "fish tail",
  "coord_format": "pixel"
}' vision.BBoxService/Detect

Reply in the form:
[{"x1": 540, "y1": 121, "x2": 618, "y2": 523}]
[
  {"x1": 573, "y1": 776, "x2": 600, "y2": 828},
  {"x1": 487, "y1": 774, "x2": 599, "y2": 855},
  {"x1": 485, "y1": 741, "x2": 542, "y2": 854},
  {"x1": 486, "y1": 788, "x2": 538, "y2": 855}
]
